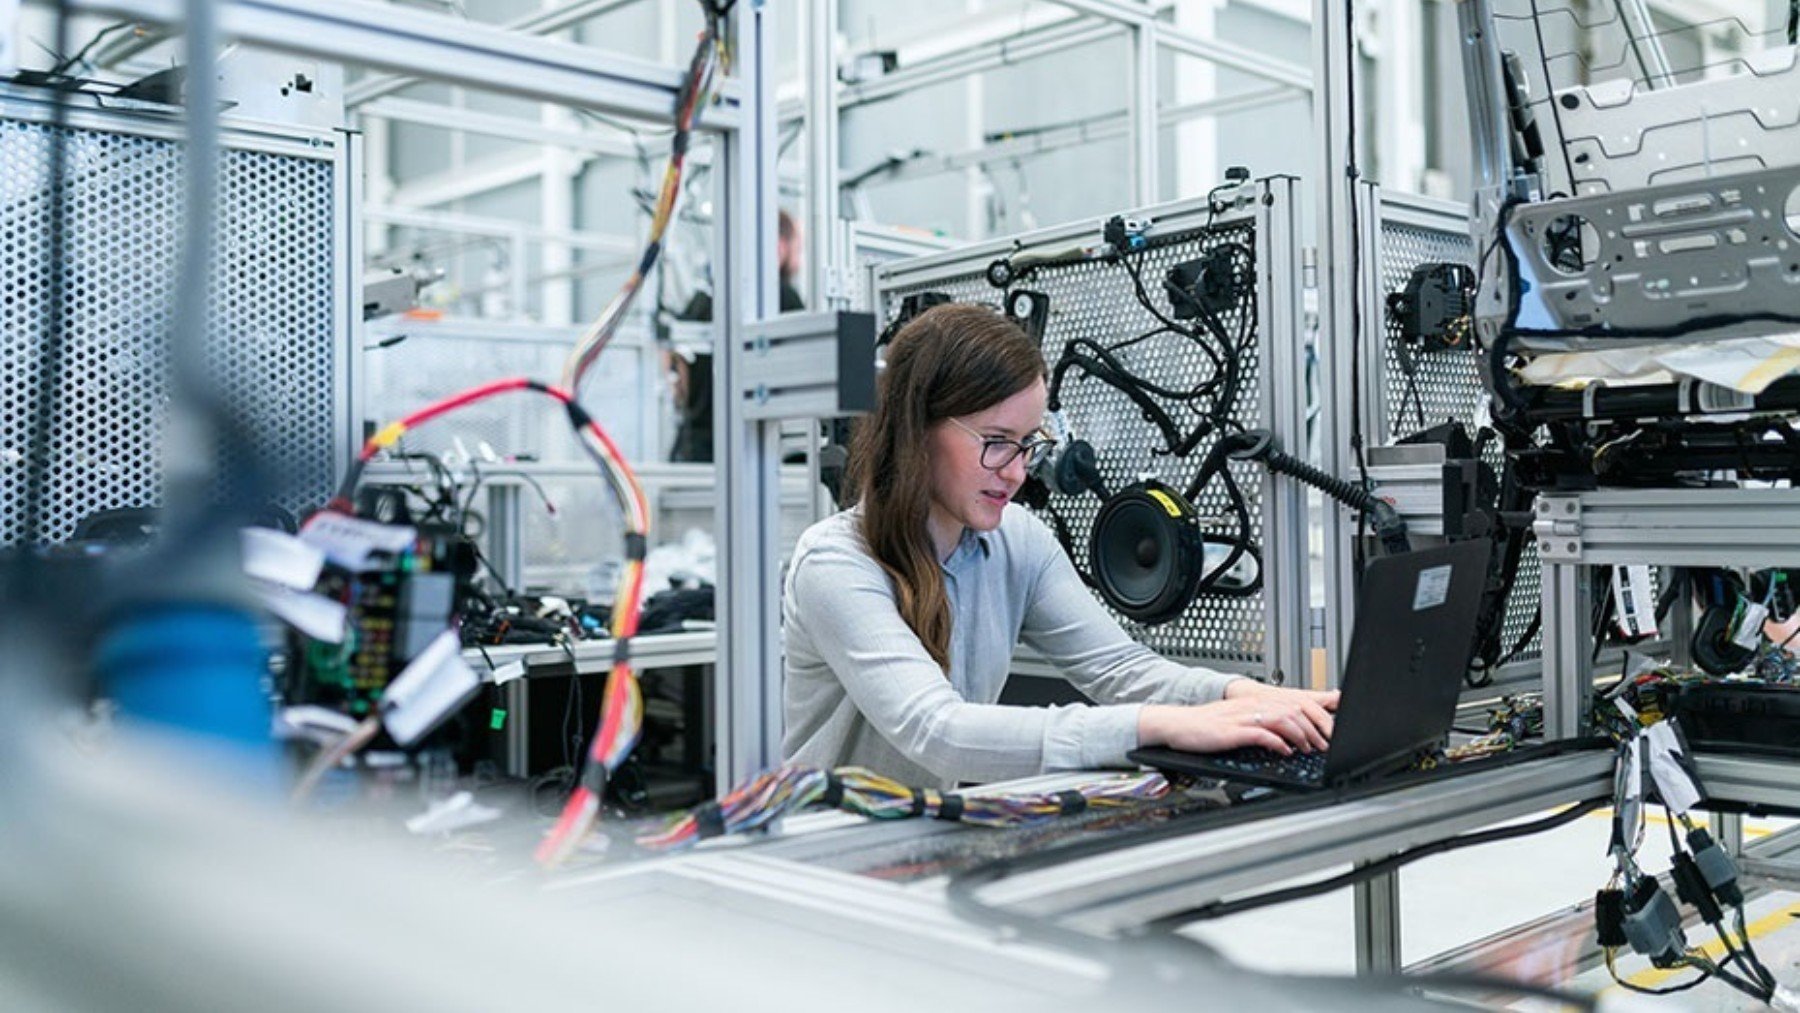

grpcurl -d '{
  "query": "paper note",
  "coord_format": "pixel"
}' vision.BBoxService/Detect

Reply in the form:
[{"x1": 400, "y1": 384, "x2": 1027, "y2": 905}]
[
  {"x1": 300, "y1": 513, "x2": 417, "y2": 571},
  {"x1": 241, "y1": 527, "x2": 325, "y2": 589}
]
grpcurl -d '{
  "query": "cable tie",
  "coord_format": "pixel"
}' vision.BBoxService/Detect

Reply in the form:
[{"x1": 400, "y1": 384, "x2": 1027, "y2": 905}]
[
  {"x1": 563, "y1": 400, "x2": 594, "y2": 428},
  {"x1": 1054, "y1": 789, "x2": 1088, "y2": 816},
  {"x1": 693, "y1": 800, "x2": 726, "y2": 840},
  {"x1": 612, "y1": 638, "x2": 632, "y2": 664},
  {"x1": 908, "y1": 788, "x2": 927, "y2": 816},
  {"x1": 934, "y1": 793, "x2": 965, "y2": 822},
  {"x1": 579, "y1": 761, "x2": 608, "y2": 796},
  {"x1": 624, "y1": 533, "x2": 648, "y2": 561},
  {"x1": 820, "y1": 771, "x2": 844, "y2": 808}
]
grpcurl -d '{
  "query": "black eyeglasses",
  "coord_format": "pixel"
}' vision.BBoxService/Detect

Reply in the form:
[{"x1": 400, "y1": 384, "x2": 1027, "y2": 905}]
[{"x1": 948, "y1": 417, "x2": 1057, "y2": 471}]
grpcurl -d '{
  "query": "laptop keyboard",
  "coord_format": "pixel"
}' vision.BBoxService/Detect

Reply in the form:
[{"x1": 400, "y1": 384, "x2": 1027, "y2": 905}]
[{"x1": 1206, "y1": 746, "x2": 1328, "y2": 785}]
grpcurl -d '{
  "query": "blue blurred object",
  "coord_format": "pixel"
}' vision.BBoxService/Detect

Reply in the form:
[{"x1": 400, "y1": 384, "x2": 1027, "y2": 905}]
[{"x1": 96, "y1": 605, "x2": 275, "y2": 753}]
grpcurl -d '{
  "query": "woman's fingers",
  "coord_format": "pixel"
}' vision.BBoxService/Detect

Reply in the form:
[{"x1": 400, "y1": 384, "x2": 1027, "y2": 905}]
[
  {"x1": 1278, "y1": 710, "x2": 1327, "y2": 752},
  {"x1": 1240, "y1": 726, "x2": 1292, "y2": 754},
  {"x1": 1300, "y1": 699, "x2": 1335, "y2": 739}
]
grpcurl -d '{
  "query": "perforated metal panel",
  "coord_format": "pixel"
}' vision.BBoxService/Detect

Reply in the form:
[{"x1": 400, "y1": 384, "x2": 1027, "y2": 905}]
[
  {"x1": 1373, "y1": 195, "x2": 1541, "y2": 668},
  {"x1": 875, "y1": 191, "x2": 1304, "y2": 670},
  {"x1": 2, "y1": 94, "x2": 345, "y2": 544}
]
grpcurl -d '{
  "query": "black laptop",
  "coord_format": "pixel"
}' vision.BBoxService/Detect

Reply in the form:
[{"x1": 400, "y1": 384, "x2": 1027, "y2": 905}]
[{"x1": 1130, "y1": 539, "x2": 1492, "y2": 791}]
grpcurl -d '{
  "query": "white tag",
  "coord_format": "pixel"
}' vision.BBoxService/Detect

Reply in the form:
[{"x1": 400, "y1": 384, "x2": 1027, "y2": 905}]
[
  {"x1": 252, "y1": 581, "x2": 349, "y2": 643},
  {"x1": 490, "y1": 661, "x2": 527, "y2": 686},
  {"x1": 300, "y1": 513, "x2": 416, "y2": 571},
  {"x1": 1471, "y1": 394, "x2": 1494, "y2": 432},
  {"x1": 0, "y1": 0, "x2": 19, "y2": 78},
  {"x1": 1644, "y1": 720, "x2": 1704, "y2": 815},
  {"x1": 241, "y1": 527, "x2": 325, "y2": 589},
  {"x1": 1732, "y1": 599, "x2": 1770, "y2": 650},
  {"x1": 1413, "y1": 564, "x2": 1453, "y2": 611},
  {"x1": 380, "y1": 631, "x2": 481, "y2": 748},
  {"x1": 273, "y1": 705, "x2": 360, "y2": 743},
  {"x1": 1611, "y1": 564, "x2": 1658, "y2": 639}
]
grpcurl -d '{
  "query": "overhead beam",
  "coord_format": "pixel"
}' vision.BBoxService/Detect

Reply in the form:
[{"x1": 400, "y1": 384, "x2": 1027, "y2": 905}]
[
  {"x1": 344, "y1": 0, "x2": 645, "y2": 108},
  {"x1": 779, "y1": 7, "x2": 1308, "y2": 127},
  {"x1": 838, "y1": 17, "x2": 1125, "y2": 110},
  {"x1": 50, "y1": 0, "x2": 737, "y2": 126},
  {"x1": 1042, "y1": 0, "x2": 1166, "y2": 25},
  {"x1": 359, "y1": 97, "x2": 644, "y2": 158},
  {"x1": 854, "y1": 85, "x2": 1302, "y2": 188},
  {"x1": 1159, "y1": 27, "x2": 1313, "y2": 91},
  {"x1": 365, "y1": 205, "x2": 637, "y2": 257}
]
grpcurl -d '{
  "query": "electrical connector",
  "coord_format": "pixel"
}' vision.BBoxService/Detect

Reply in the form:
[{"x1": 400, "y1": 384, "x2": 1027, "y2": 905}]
[
  {"x1": 1102, "y1": 214, "x2": 1148, "y2": 255},
  {"x1": 1621, "y1": 879, "x2": 1689, "y2": 968},
  {"x1": 1687, "y1": 827, "x2": 1746, "y2": 907},
  {"x1": 1595, "y1": 888, "x2": 1628, "y2": 948},
  {"x1": 1670, "y1": 851, "x2": 1725, "y2": 924}
]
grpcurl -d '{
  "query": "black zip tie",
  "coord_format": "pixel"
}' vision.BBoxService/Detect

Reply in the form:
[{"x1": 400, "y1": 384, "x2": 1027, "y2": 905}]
[
  {"x1": 693, "y1": 800, "x2": 726, "y2": 840},
  {"x1": 563, "y1": 400, "x2": 594, "y2": 428},
  {"x1": 820, "y1": 771, "x2": 844, "y2": 808},
  {"x1": 1054, "y1": 789, "x2": 1088, "y2": 816},
  {"x1": 909, "y1": 788, "x2": 928, "y2": 816},
  {"x1": 624, "y1": 533, "x2": 648, "y2": 561},
  {"x1": 612, "y1": 637, "x2": 632, "y2": 664},
  {"x1": 579, "y1": 761, "x2": 608, "y2": 796},
  {"x1": 935, "y1": 793, "x2": 965, "y2": 822}
]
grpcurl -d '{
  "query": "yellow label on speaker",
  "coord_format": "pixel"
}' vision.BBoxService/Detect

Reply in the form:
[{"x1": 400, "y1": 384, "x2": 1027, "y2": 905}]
[{"x1": 1145, "y1": 488, "x2": 1182, "y2": 517}]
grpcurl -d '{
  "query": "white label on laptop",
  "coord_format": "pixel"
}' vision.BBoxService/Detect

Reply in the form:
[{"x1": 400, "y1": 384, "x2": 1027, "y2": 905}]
[{"x1": 1412, "y1": 564, "x2": 1453, "y2": 611}]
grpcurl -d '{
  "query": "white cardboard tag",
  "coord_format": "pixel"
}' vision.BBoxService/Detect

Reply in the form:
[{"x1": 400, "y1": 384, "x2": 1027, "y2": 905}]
[
  {"x1": 300, "y1": 513, "x2": 417, "y2": 571},
  {"x1": 1732, "y1": 599, "x2": 1770, "y2": 650},
  {"x1": 1644, "y1": 720, "x2": 1704, "y2": 815},
  {"x1": 381, "y1": 631, "x2": 481, "y2": 748},
  {"x1": 242, "y1": 527, "x2": 325, "y2": 589},
  {"x1": 253, "y1": 581, "x2": 349, "y2": 643}
]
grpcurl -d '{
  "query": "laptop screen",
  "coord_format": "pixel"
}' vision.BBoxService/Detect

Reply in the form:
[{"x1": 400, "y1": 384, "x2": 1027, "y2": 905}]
[{"x1": 1321, "y1": 539, "x2": 1494, "y2": 784}]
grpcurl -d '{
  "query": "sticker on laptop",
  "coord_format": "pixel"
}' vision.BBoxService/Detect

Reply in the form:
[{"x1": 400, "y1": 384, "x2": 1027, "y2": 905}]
[{"x1": 1413, "y1": 564, "x2": 1453, "y2": 611}]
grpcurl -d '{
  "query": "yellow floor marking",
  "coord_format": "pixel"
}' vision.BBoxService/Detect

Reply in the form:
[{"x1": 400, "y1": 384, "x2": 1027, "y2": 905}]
[{"x1": 1579, "y1": 808, "x2": 1773, "y2": 840}]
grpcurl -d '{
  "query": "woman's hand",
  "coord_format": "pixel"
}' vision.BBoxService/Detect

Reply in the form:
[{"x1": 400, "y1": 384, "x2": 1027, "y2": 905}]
[{"x1": 1138, "y1": 681, "x2": 1340, "y2": 755}]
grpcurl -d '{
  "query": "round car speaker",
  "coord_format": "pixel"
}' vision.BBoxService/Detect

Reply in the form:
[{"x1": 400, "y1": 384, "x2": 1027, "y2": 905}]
[{"x1": 1089, "y1": 481, "x2": 1204, "y2": 625}]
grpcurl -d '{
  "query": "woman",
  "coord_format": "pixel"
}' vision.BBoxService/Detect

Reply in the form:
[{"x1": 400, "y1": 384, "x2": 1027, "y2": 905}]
[{"x1": 782, "y1": 303, "x2": 1336, "y2": 788}]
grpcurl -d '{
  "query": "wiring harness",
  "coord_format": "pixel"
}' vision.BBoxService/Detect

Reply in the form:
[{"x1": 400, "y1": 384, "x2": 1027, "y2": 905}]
[
  {"x1": 301, "y1": 379, "x2": 649, "y2": 810},
  {"x1": 295, "y1": 1, "x2": 734, "y2": 861},
  {"x1": 634, "y1": 766, "x2": 1171, "y2": 853},
  {"x1": 1592, "y1": 699, "x2": 1793, "y2": 1006}
]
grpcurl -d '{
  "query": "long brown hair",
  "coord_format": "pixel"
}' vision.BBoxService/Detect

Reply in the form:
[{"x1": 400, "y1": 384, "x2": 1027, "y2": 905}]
[{"x1": 846, "y1": 303, "x2": 1046, "y2": 671}]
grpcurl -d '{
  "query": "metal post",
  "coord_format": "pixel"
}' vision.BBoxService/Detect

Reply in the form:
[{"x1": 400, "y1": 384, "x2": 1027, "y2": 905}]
[
  {"x1": 1314, "y1": 0, "x2": 1360, "y2": 691},
  {"x1": 803, "y1": 0, "x2": 845, "y2": 309},
  {"x1": 1376, "y1": 0, "x2": 1425, "y2": 193},
  {"x1": 1129, "y1": 21, "x2": 1159, "y2": 204},
  {"x1": 509, "y1": 229, "x2": 529, "y2": 321},
  {"x1": 1354, "y1": 871, "x2": 1402, "y2": 973},
  {"x1": 485, "y1": 483, "x2": 524, "y2": 591},
  {"x1": 1711, "y1": 811, "x2": 1746, "y2": 857},
  {"x1": 714, "y1": 0, "x2": 783, "y2": 789},
  {"x1": 1541, "y1": 559, "x2": 1592, "y2": 739},
  {"x1": 1259, "y1": 177, "x2": 1311, "y2": 688}
]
